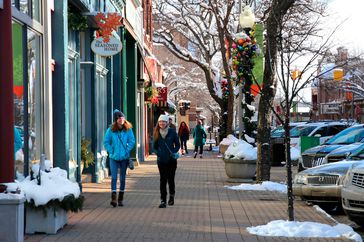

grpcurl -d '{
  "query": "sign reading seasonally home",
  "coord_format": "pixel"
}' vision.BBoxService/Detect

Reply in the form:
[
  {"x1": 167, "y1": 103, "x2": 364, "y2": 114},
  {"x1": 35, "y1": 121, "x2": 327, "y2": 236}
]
[{"x1": 91, "y1": 37, "x2": 122, "y2": 56}]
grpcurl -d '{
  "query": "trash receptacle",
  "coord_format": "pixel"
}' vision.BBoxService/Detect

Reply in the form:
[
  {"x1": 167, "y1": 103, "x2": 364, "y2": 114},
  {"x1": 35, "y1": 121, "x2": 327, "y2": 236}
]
[{"x1": 300, "y1": 136, "x2": 320, "y2": 153}]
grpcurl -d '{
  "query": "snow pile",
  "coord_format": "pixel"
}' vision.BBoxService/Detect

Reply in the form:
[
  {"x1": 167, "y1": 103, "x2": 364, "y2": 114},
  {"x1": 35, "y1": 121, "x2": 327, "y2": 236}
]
[
  {"x1": 224, "y1": 139, "x2": 257, "y2": 160},
  {"x1": 220, "y1": 134, "x2": 238, "y2": 146},
  {"x1": 18, "y1": 167, "x2": 81, "y2": 207},
  {"x1": 225, "y1": 181, "x2": 287, "y2": 193},
  {"x1": 247, "y1": 220, "x2": 362, "y2": 242},
  {"x1": 0, "y1": 182, "x2": 24, "y2": 200}
]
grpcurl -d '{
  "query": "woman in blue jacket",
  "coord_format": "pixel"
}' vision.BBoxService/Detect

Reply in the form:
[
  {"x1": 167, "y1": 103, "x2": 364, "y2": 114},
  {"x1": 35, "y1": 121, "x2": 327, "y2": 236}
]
[
  {"x1": 103, "y1": 109, "x2": 135, "y2": 207},
  {"x1": 153, "y1": 114, "x2": 180, "y2": 208}
]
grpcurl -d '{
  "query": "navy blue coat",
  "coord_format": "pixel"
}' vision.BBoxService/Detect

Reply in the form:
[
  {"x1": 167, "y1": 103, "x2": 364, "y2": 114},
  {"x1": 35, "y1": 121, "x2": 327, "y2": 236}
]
[{"x1": 153, "y1": 128, "x2": 180, "y2": 165}]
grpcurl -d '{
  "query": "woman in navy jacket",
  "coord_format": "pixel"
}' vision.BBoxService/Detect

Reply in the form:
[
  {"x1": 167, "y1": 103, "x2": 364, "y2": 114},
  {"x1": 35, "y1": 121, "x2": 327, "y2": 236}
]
[
  {"x1": 153, "y1": 114, "x2": 180, "y2": 208},
  {"x1": 104, "y1": 109, "x2": 135, "y2": 207}
]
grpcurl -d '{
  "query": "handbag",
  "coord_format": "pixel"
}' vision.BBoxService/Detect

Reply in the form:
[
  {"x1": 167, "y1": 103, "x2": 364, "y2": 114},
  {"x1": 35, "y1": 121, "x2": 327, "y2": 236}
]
[
  {"x1": 161, "y1": 138, "x2": 180, "y2": 160},
  {"x1": 117, "y1": 132, "x2": 134, "y2": 170}
]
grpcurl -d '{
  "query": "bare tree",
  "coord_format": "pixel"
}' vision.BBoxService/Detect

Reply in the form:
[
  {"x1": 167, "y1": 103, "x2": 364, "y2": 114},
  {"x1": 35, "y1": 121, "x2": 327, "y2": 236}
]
[
  {"x1": 153, "y1": 0, "x2": 241, "y2": 139},
  {"x1": 255, "y1": 0, "x2": 349, "y2": 221}
]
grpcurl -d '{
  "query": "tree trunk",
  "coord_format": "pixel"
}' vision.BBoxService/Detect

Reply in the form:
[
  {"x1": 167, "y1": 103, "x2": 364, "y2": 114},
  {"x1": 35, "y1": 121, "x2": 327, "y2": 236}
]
[
  {"x1": 256, "y1": 0, "x2": 296, "y2": 182},
  {"x1": 202, "y1": 68, "x2": 233, "y2": 140}
]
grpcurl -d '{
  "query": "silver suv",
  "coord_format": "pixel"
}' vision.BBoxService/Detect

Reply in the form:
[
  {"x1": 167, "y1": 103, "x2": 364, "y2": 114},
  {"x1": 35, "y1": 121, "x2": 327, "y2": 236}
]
[{"x1": 341, "y1": 163, "x2": 364, "y2": 226}]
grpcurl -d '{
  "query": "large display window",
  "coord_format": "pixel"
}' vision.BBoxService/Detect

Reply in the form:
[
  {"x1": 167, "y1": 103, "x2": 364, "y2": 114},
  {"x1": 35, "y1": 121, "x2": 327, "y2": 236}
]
[{"x1": 12, "y1": 15, "x2": 43, "y2": 178}]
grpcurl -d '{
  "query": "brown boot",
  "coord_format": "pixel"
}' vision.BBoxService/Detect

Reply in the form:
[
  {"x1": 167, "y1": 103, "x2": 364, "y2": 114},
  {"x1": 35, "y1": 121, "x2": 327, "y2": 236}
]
[
  {"x1": 110, "y1": 192, "x2": 117, "y2": 207},
  {"x1": 118, "y1": 192, "x2": 124, "y2": 206}
]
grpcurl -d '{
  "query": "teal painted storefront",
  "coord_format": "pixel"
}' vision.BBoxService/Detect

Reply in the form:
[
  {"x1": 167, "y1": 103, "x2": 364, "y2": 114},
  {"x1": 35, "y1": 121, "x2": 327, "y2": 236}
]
[{"x1": 52, "y1": 0, "x2": 144, "y2": 184}]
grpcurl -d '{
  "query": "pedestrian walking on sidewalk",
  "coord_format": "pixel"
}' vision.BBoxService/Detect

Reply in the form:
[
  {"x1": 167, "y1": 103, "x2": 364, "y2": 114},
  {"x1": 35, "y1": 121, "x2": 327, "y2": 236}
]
[
  {"x1": 178, "y1": 121, "x2": 190, "y2": 155},
  {"x1": 153, "y1": 114, "x2": 180, "y2": 208},
  {"x1": 192, "y1": 120, "x2": 207, "y2": 159},
  {"x1": 103, "y1": 109, "x2": 135, "y2": 207}
]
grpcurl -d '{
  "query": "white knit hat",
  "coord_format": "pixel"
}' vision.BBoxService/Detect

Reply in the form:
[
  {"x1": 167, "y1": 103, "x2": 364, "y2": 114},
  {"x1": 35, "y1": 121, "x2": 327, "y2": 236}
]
[{"x1": 158, "y1": 114, "x2": 169, "y2": 122}]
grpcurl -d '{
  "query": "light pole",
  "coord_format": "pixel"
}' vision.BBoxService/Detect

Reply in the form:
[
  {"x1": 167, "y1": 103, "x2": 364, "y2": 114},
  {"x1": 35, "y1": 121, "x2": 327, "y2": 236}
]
[{"x1": 233, "y1": 6, "x2": 256, "y2": 139}]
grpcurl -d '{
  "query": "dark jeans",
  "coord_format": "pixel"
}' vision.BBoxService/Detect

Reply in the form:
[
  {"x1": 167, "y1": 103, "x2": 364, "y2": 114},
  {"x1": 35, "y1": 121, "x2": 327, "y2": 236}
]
[
  {"x1": 194, "y1": 145, "x2": 203, "y2": 154},
  {"x1": 180, "y1": 138, "x2": 188, "y2": 153},
  {"x1": 158, "y1": 160, "x2": 177, "y2": 202}
]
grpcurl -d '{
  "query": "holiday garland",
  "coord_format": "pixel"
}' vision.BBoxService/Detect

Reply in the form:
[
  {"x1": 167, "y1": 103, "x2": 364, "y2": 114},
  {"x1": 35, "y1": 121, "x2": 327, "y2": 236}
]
[{"x1": 231, "y1": 29, "x2": 258, "y2": 137}]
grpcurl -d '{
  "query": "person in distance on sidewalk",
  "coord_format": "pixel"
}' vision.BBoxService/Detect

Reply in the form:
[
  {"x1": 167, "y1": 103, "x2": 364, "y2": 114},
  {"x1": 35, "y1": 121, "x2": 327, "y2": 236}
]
[
  {"x1": 153, "y1": 114, "x2": 180, "y2": 208},
  {"x1": 103, "y1": 109, "x2": 135, "y2": 207},
  {"x1": 192, "y1": 120, "x2": 207, "y2": 159},
  {"x1": 178, "y1": 121, "x2": 190, "y2": 155}
]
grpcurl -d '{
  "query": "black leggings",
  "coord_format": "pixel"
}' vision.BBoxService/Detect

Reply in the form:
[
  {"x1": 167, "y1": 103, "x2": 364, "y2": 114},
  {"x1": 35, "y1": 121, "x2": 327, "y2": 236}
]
[
  {"x1": 158, "y1": 160, "x2": 177, "y2": 202},
  {"x1": 180, "y1": 138, "x2": 188, "y2": 152},
  {"x1": 194, "y1": 145, "x2": 203, "y2": 154}
]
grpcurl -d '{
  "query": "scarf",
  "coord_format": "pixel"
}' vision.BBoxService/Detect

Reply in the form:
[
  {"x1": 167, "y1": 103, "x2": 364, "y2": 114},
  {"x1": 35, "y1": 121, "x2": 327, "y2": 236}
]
[{"x1": 159, "y1": 127, "x2": 169, "y2": 139}]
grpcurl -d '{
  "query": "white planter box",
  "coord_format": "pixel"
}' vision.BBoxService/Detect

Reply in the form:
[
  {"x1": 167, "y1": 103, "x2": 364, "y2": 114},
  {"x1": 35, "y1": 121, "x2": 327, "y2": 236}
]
[
  {"x1": 25, "y1": 205, "x2": 68, "y2": 234},
  {"x1": 223, "y1": 158, "x2": 256, "y2": 179},
  {"x1": 0, "y1": 197, "x2": 25, "y2": 242}
]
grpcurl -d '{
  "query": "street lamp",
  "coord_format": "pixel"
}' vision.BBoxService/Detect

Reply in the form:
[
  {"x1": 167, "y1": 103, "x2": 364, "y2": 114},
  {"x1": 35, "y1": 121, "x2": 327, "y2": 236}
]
[{"x1": 233, "y1": 6, "x2": 257, "y2": 139}]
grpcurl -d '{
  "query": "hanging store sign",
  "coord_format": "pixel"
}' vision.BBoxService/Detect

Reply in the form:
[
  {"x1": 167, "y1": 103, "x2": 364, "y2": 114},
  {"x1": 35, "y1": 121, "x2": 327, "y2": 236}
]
[
  {"x1": 91, "y1": 36, "x2": 122, "y2": 56},
  {"x1": 157, "y1": 87, "x2": 167, "y2": 102}
]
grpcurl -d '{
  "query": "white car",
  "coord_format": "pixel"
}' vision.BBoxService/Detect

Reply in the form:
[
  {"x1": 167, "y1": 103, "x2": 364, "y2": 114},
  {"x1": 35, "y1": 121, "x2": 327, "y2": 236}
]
[
  {"x1": 342, "y1": 162, "x2": 364, "y2": 226},
  {"x1": 290, "y1": 122, "x2": 349, "y2": 152}
]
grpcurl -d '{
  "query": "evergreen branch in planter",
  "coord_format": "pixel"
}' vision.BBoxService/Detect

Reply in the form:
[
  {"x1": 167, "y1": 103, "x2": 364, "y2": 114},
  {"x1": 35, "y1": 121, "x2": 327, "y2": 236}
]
[{"x1": 25, "y1": 194, "x2": 85, "y2": 215}]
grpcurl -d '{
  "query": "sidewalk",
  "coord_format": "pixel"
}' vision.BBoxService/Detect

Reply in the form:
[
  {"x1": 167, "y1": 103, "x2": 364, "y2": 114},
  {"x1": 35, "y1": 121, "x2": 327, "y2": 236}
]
[{"x1": 25, "y1": 151, "x2": 352, "y2": 242}]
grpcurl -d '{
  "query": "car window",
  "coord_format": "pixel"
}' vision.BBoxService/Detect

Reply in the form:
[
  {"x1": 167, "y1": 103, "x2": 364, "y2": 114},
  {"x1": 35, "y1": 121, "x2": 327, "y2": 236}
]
[
  {"x1": 290, "y1": 125, "x2": 317, "y2": 137},
  {"x1": 327, "y1": 125, "x2": 346, "y2": 136},
  {"x1": 271, "y1": 127, "x2": 284, "y2": 138},
  {"x1": 313, "y1": 127, "x2": 327, "y2": 136},
  {"x1": 327, "y1": 127, "x2": 364, "y2": 145}
]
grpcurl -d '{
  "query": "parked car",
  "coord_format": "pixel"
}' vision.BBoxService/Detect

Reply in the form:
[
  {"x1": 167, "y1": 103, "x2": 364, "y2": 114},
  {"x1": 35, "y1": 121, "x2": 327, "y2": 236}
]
[
  {"x1": 290, "y1": 122, "x2": 349, "y2": 153},
  {"x1": 271, "y1": 122, "x2": 307, "y2": 166},
  {"x1": 341, "y1": 162, "x2": 364, "y2": 226},
  {"x1": 298, "y1": 124, "x2": 364, "y2": 171},
  {"x1": 293, "y1": 160, "x2": 364, "y2": 209}
]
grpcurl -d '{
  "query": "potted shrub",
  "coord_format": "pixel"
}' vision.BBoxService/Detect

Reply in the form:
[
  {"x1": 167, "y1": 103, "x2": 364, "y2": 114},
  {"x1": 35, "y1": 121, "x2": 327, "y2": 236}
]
[
  {"x1": 223, "y1": 140, "x2": 257, "y2": 180},
  {"x1": 81, "y1": 137, "x2": 95, "y2": 173},
  {"x1": 19, "y1": 161, "x2": 84, "y2": 234}
]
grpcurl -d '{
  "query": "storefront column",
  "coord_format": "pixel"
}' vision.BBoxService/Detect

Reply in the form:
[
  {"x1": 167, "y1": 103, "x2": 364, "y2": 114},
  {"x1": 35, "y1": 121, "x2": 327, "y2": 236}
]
[
  {"x1": 121, "y1": 26, "x2": 127, "y2": 115},
  {"x1": 0, "y1": 0, "x2": 15, "y2": 183}
]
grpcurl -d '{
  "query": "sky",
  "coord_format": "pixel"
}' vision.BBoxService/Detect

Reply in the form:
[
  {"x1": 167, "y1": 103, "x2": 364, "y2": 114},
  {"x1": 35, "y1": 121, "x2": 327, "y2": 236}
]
[{"x1": 327, "y1": 0, "x2": 364, "y2": 53}]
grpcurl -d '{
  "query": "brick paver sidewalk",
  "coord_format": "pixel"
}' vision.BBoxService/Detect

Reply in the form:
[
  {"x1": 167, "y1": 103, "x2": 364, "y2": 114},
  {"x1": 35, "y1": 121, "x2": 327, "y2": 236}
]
[{"x1": 25, "y1": 151, "x2": 352, "y2": 242}]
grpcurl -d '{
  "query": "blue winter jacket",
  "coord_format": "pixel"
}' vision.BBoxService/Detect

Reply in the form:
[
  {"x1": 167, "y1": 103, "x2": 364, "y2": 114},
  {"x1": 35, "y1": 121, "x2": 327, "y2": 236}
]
[
  {"x1": 103, "y1": 127, "x2": 136, "y2": 161},
  {"x1": 153, "y1": 128, "x2": 180, "y2": 164}
]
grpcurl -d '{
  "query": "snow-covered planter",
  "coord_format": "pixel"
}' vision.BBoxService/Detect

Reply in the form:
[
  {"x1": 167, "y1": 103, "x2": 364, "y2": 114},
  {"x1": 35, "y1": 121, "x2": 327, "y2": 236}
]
[
  {"x1": 19, "y1": 162, "x2": 83, "y2": 234},
  {"x1": 223, "y1": 158, "x2": 256, "y2": 179},
  {"x1": 219, "y1": 135, "x2": 238, "y2": 155},
  {"x1": 0, "y1": 184, "x2": 25, "y2": 242},
  {"x1": 223, "y1": 140, "x2": 257, "y2": 179}
]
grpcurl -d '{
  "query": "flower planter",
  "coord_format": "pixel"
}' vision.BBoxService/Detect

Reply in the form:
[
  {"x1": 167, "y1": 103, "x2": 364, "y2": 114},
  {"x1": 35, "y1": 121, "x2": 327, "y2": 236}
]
[
  {"x1": 223, "y1": 158, "x2": 256, "y2": 179},
  {"x1": 25, "y1": 205, "x2": 68, "y2": 234},
  {"x1": 0, "y1": 196, "x2": 25, "y2": 242}
]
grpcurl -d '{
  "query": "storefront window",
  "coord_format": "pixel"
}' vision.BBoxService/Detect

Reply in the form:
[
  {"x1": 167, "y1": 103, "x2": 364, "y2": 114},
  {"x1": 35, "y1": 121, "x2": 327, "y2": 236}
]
[
  {"x1": 12, "y1": 21, "x2": 25, "y2": 177},
  {"x1": 13, "y1": 0, "x2": 42, "y2": 23},
  {"x1": 27, "y1": 29, "x2": 42, "y2": 163}
]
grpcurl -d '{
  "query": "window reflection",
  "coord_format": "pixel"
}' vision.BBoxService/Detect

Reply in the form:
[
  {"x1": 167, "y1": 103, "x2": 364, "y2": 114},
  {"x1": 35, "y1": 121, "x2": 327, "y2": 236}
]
[
  {"x1": 27, "y1": 29, "x2": 41, "y2": 163},
  {"x1": 20, "y1": 0, "x2": 28, "y2": 16},
  {"x1": 12, "y1": 21, "x2": 25, "y2": 177}
]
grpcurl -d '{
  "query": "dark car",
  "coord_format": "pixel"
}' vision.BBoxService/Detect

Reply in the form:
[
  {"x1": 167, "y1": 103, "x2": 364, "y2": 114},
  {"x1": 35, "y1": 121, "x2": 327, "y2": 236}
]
[
  {"x1": 298, "y1": 124, "x2": 364, "y2": 171},
  {"x1": 271, "y1": 122, "x2": 307, "y2": 166}
]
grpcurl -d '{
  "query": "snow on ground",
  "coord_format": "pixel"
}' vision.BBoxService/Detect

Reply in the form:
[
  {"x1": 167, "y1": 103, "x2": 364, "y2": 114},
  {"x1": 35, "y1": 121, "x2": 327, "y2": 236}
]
[
  {"x1": 225, "y1": 181, "x2": 287, "y2": 193},
  {"x1": 247, "y1": 220, "x2": 362, "y2": 242}
]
